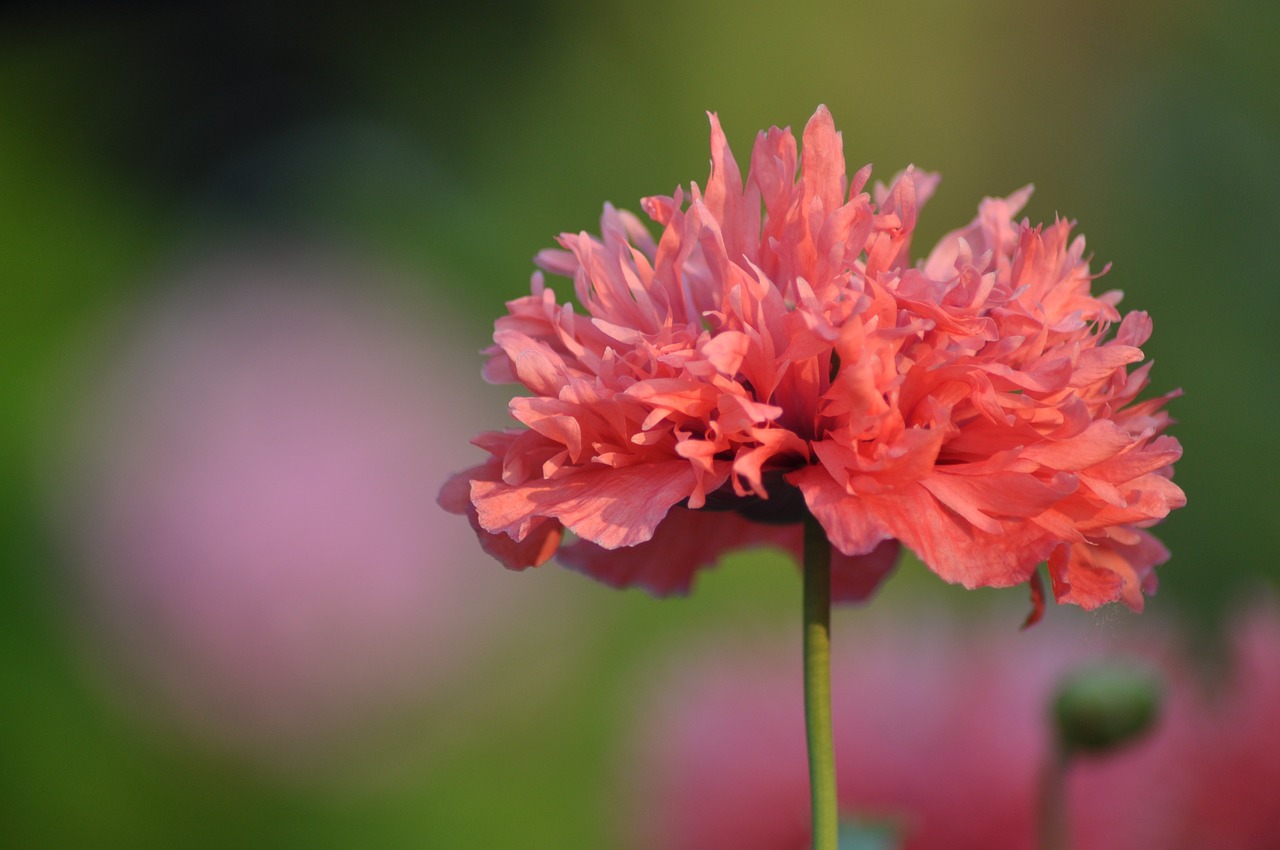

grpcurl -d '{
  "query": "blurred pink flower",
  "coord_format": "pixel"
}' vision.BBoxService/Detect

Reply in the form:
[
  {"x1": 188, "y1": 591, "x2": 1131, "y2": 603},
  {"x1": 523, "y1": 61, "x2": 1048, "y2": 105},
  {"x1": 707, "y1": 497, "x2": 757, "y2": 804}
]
[
  {"x1": 442, "y1": 105, "x2": 1182, "y2": 611},
  {"x1": 55, "y1": 254, "x2": 515, "y2": 763},
  {"x1": 625, "y1": 610, "x2": 1201, "y2": 850},
  {"x1": 1175, "y1": 600, "x2": 1280, "y2": 849}
]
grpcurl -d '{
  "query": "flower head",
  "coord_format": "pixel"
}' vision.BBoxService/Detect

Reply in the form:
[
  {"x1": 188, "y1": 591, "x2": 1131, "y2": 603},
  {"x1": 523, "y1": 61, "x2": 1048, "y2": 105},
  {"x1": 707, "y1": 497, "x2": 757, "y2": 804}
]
[{"x1": 442, "y1": 105, "x2": 1183, "y2": 611}]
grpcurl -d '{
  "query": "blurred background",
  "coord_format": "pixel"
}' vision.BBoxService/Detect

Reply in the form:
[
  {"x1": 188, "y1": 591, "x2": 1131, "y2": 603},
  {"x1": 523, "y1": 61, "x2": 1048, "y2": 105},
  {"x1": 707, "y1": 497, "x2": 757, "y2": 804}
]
[{"x1": 1, "y1": 0, "x2": 1276, "y2": 847}]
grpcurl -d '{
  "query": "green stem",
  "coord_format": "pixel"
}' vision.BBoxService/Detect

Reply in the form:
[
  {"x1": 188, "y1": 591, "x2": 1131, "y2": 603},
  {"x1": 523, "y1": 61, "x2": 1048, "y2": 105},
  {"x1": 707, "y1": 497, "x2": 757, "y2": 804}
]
[
  {"x1": 1037, "y1": 743, "x2": 1070, "y2": 850},
  {"x1": 803, "y1": 512, "x2": 837, "y2": 850}
]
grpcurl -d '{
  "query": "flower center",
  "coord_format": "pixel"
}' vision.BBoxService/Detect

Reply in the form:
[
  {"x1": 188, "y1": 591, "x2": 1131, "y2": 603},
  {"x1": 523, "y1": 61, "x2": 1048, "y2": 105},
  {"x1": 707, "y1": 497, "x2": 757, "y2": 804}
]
[{"x1": 696, "y1": 470, "x2": 810, "y2": 525}]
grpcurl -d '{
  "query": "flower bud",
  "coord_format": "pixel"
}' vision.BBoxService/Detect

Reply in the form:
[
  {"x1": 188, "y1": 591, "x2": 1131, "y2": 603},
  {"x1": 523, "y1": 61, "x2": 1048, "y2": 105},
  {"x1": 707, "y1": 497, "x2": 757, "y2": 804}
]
[{"x1": 1051, "y1": 659, "x2": 1163, "y2": 755}]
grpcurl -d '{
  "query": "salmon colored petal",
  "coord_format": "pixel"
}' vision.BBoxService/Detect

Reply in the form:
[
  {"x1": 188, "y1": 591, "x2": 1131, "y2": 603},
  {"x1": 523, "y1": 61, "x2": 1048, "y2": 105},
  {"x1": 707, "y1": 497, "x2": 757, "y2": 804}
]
[
  {"x1": 1020, "y1": 420, "x2": 1137, "y2": 470},
  {"x1": 1048, "y1": 530, "x2": 1169, "y2": 612},
  {"x1": 559, "y1": 506, "x2": 898, "y2": 604},
  {"x1": 919, "y1": 470, "x2": 1078, "y2": 532},
  {"x1": 438, "y1": 465, "x2": 564, "y2": 570},
  {"x1": 472, "y1": 461, "x2": 698, "y2": 550},
  {"x1": 800, "y1": 104, "x2": 846, "y2": 219},
  {"x1": 830, "y1": 540, "x2": 901, "y2": 603},
  {"x1": 556, "y1": 506, "x2": 799, "y2": 597},
  {"x1": 1022, "y1": 570, "x2": 1047, "y2": 629},
  {"x1": 870, "y1": 483, "x2": 1057, "y2": 589},
  {"x1": 789, "y1": 464, "x2": 893, "y2": 557},
  {"x1": 474, "y1": 516, "x2": 564, "y2": 571}
]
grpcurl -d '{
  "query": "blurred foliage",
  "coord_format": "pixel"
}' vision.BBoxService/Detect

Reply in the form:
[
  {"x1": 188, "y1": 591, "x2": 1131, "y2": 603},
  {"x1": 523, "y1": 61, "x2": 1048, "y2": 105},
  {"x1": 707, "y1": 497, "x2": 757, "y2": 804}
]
[{"x1": 2, "y1": 0, "x2": 1277, "y2": 847}]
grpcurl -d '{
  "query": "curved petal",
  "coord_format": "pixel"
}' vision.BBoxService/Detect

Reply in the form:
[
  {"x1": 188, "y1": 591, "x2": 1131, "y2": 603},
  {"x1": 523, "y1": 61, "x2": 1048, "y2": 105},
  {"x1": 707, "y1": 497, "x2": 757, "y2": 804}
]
[
  {"x1": 472, "y1": 460, "x2": 698, "y2": 549},
  {"x1": 789, "y1": 464, "x2": 893, "y2": 557},
  {"x1": 1047, "y1": 529, "x2": 1169, "y2": 612},
  {"x1": 867, "y1": 482, "x2": 1057, "y2": 590},
  {"x1": 439, "y1": 464, "x2": 564, "y2": 570},
  {"x1": 830, "y1": 540, "x2": 900, "y2": 603},
  {"x1": 558, "y1": 504, "x2": 899, "y2": 604},
  {"x1": 556, "y1": 506, "x2": 800, "y2": 597}
]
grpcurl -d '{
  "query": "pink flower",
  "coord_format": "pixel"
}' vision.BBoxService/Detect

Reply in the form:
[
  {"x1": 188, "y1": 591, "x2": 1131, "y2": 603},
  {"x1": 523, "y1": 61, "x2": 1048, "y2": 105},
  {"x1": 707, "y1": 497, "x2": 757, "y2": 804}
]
[
  {"x1": 627, "y1": 602, "x2": 1280, "y2": 850},
  {"x1": 624, "y1": 611, "x2": 1197, "y2": 850},
  {"x1": 1174, "y1": 599, "x2": 1280, "y2": 849},
  {"x1": 53, "y1": 255, "x2": 519, "y2": 766},
  {"x1": 443, "y1": 105, "x2": 1183, "y2": 611}
]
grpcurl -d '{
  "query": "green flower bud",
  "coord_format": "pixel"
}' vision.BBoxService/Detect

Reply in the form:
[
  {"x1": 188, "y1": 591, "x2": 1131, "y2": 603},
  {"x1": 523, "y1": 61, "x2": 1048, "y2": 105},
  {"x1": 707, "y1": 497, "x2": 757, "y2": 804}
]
[{"x1": 1051, "y1": 659, "x2": 1164, "y2": 755}]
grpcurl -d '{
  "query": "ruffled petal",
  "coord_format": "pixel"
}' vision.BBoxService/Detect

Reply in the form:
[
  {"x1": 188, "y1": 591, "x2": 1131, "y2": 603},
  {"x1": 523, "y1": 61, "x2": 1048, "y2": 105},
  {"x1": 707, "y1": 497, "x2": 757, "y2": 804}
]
[
  {"x1": 788, "y1": 464, "x2": 894, "y2": 557},
  {"x1": 472, "y1": 460, "x2": 698, "y2": 550},
  {"x1": 555, "y1": 506, "x2": 797, "y2": 596},
  {"x1": 830, "y1": 540, "x2": 901, "y2": 603},
  {"x1": 438, "y1": 464, "x2": 563, "y2": 570},
  {"x1": 558, "y1": 506, "x2": 899, "y2": 604},
  {"x1": 867, "y1": 483, "x2": 1058, "y2": 590},
  {"x1": 1047, "y1": 529, "x2": 1170, "y2": 612}
]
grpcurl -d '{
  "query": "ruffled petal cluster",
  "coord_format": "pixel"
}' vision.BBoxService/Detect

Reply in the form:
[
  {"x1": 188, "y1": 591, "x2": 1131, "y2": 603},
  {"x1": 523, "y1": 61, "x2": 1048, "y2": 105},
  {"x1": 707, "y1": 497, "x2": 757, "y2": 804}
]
[{"x1": 441, "y1": 105, "x2": 1183, "y2": 610}]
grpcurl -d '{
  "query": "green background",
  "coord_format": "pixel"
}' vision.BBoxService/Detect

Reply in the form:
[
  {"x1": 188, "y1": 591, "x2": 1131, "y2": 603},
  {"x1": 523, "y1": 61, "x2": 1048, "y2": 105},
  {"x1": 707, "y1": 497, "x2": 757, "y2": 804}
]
[{"x1": 2, "y1": 1, "x2": 1275, "y2": 847}]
